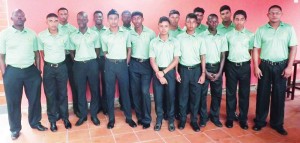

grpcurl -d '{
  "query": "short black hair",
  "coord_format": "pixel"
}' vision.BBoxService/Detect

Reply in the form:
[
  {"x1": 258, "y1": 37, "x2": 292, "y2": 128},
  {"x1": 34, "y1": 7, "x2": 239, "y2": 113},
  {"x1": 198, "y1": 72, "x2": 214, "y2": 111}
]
[
  {"x1": 220, "y1": 5, "x2": 231, "y2": 13},
  {"x1": 122, "y1": 10, "x2": 131, "y2": 15},
  {"x1": 169, "y1": 9, "x2": 180, "y2": 16},
  {"x1": 268, "y1": 5, "x2": 282, "y2": 12},
  {"x1": 107, "y1": 9, "x2": 119, "y2": 17},
  {"x1": 193, "y1": 7, "x2": 205, "y2": 14},
  {"x1": 94, "y1": 10, "x2": 103, "y2": 16},
  {"x1": 46, "y1": 13, "x2": 58, "y2": 19},
  {"x1": 233, "y1": 10, "x2": 247, "y2": 20},
  {"x1": 131, "y1": 11, "x2": 143, "y2": 18},
  {"x1": 57, "y1": 7, "x2": 68, "y2": 13},
  {"x1": 186, "y1": 13, "x2": 197, "y2": 21},
  {"x1": 158, "y1": 16, "x2": 170, "y2": 24},
  {"x1": 208, "y1": 13, "x2": 218, "y2": 19}
]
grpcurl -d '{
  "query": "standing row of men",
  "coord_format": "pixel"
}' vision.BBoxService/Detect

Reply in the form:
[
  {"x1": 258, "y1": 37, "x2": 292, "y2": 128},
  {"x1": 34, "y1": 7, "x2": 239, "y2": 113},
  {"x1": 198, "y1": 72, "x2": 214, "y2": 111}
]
[{"x1": 0, "y1": 4, "x2": 297, "y2": 140}]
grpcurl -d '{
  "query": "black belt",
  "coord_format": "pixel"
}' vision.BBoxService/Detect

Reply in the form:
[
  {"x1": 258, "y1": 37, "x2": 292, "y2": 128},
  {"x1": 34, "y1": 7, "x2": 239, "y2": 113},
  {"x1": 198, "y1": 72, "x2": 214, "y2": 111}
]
[
  {"x1": 261, "y1": 59, "x2": 287, "y2": 66},
  {"x1": 206, "y1": 62, "x2": 220, "y2": 67},
  {"x1": 44, "y1": 61, "x2": 65, "y2": 68},
  {"x1": 179, "y1": 64, "x2": 200, "y2": 70},
  {"x1": 107, "y1": 58, "x2": 126, "y2": 63},
  {"x1": 7, "y1": 64, "x2": 34, "y2": 70},
  {"x1": 228, "y1": 60, "x2": 250, "y2": 66},
  {"x1": 131, "y1": 57, "x2": 149, "y2": 63},
  {"x1": 76, "y1": 59, "x2": 94, "y2": 63}
]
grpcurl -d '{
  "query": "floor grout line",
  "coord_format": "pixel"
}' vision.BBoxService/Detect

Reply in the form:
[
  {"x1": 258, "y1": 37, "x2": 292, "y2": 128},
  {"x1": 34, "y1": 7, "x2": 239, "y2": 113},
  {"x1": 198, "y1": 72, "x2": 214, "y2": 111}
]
[
  {"x1": 155, "y1": 131, "x2": 166, "y2": 143},
  {"x1": 66, "y1": 128, "x2": 69, "y2": 143}
]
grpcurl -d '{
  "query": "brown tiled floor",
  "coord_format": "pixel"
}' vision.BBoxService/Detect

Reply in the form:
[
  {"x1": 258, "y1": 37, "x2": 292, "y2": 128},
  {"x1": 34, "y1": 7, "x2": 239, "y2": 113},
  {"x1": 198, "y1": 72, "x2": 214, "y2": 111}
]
[{"x1": 0, "y1": 91, "x2": 300, "y2": 143}]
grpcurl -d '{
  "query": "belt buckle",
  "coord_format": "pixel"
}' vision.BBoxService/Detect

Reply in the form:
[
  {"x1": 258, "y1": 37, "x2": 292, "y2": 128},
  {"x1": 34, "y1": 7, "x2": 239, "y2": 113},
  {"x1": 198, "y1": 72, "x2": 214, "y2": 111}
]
[
  {"x1": 138, "y1": 59, "x2": 144, "y2": 62},
  {"x1": 210, "y1": 64, "x2": 215, "y2": 67},
  {"x1": 51, "y1": 64, "x2": 58, "y2": 68},
  {"x1": 235, "y1": 63, "x2": 242, "y2": 66},
  {"x1": 187, "y1": 66, "x2": 192, "y2": 70}
]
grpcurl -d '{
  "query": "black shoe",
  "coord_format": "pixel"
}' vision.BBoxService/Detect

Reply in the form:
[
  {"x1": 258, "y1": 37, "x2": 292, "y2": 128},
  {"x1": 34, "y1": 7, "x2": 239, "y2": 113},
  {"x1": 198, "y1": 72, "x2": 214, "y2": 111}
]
[
  {"x1": 175, "y1": 114, "x2": 180, "y2": 120},
  {"x1": 107, "y1": 121, "x2": 115, "y2": 129},
  {"x1": 154, "y1": 123, "x2": 162, "y2": 131},
  {"x1": 199, "y1": 120, "x2": 207, "y2": 127},
  {"x1": 271, "y1": 126, "x2": 288, "y2": 135},
  {"x1": 239, "y1": 122, "x2": 248, "y2": 130},
  {"x1": 211, "y1": 119, "x2": 223, "y2": 127},
  {"x1": 234, "y1": 112, "x2": 239, "y2": 121},
  {"x1": 50, "y1": 122, "x2": 57, "y2": 132},
  {"x1": 168, "y1": 123, "x2": 175, "y2": 132},
  {"x1": 103, "y1": 110, "x2": 108, "y2": 115},
  {"x1": 225, "y1": 120, "x2": 233, "y2": 128},
  {"x1": 178, "y1": 121, "x2": 186, "y2": 130},
  {"x1": 75, "y1": 117, "x2": 87, "y2": 126},
  {"x1": 11, "y1": 131, "x2": 20, "y2": 140},
  {"x1": 137, "y1": 120, "x2": 143, "y2": 125},
  {"x1": 91, "y1": 117, "x2": 100, "y2": 126},
  {"x1": 143, "y1": 123, "x2": 150, "y2": 129},
  {"x1": 163, "y1": 113, "x2": 168, "y2": 120},
  {"x1": 63, "y1": 119, "x2": 72, "y2": 129},
  {"x1": 32, "y1": 124, "x2": 48, "y2": 131},
  {"x1": 190, "y1": 122, "x2": 200, "y2": 132},
  {"x1": 126, "y1": 119, "x2": 137, "y2": 128},
  {"x1": 252, "y1": 124, "x2": 265, "y2": 131}
]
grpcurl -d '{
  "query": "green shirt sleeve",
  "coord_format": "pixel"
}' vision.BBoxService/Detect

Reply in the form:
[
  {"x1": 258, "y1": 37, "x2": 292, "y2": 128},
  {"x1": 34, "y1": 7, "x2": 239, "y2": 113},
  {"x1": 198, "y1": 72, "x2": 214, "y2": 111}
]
[
  {"x1": 69, "y1": 34, "x2": 75, "y2": 50},
  {"x1": 289, "y1": 26, "x2": 298, "y2": 47},
  {"x1": 221, "y1": 36, "x2": 228, "y2": 52},
  {"x1": 101, "y1": 34, "x2": 108, "y2": 52},
  {"x1": 149, "y1": 40, "x2": 155, "y2": 58},
  {"x1": 199, "y1": 37, "x2": 206, "y2": 55},
  {"x1": 126, "y1": 32, "x2": 131, "y2": 48},
  {"x1": 249, "y1": 33, "x2": 254, "y2": 50},
  {"x1": 33, "y1": 35, "x2": 38, "y2": 52},
  {"x1": 173, "y1": 39, "x2": 181, "y2": 57},
  {"x1": 37, "y1": 35, "x2": 44, "y2": 51},
  {"x1": 254, "y1": 28, "x2": 262, "y2": 48},
  {"x1": 94, "y1": 33, "x2": 100, "y2": 49},
  {"x1": 64, "y1": 36, "x2": 71, "y2": 50},
  {"x1": 0, "y1": 31, "x2": 6, "y2": 54}
]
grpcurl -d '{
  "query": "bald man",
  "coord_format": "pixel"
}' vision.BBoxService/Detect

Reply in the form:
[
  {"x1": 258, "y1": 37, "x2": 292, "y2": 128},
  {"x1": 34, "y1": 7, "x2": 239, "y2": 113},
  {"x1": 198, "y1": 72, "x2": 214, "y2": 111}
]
[{"x1": 0, "y1": 9, "x2": 48, "y2": 140}]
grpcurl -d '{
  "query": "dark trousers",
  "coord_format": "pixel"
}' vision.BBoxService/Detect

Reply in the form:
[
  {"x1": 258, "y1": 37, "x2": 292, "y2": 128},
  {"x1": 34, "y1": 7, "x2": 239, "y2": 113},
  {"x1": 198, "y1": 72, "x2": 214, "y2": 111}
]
[
  {"x1": 97, "y1": 56, "x2": 106, "y2": 112},
  {"x1": 73, "y1": 59, "x2": 100, "y2": 118},
  {"x1": 3, "y1": 65, "x2": 42, "y2": 132},
  {"x1": 153, "y1": 69, "x2": 176, "y2": 124},
  {"x1": 200, "y1": 63, "x2": 223, "y2": 122},
  {"x1": 254, "y1": 61, "x2": 287, "y2": 128},
  {"x1": 178, "y1": 65, "x2": 202, "y2": 123},
  {"x1": 129, "y1": 59, "x2": 152, "y2": 124},
  {"x1": 225, "y1": 61, "x2": 250, "y2": 122},
  {"x1": 43, "y1": 62, "x2": 69, "y2": 122},
  {"x1": 65, "y1": 54, "x2": 79, "y2": 114},
  {"x1": 105, "y1": 59, "x2": 132, "y2": 122}
]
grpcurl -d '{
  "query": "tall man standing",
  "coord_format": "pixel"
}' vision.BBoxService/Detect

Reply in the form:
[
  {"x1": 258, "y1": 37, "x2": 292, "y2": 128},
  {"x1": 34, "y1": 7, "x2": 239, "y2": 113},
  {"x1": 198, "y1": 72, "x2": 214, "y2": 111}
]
[{"x1": 217, "y1": 5, "x2": 235, "y2": 35}]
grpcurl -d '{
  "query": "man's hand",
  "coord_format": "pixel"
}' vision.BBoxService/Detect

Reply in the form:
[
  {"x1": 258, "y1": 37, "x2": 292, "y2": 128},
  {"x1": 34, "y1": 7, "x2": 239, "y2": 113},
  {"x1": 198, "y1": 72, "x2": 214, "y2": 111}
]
[
  {"x1": 198, "y1": 74, "x2": 205, "y2": 84},
  {"x1": 282, "y1": 66, "x2": 293, "y2": 78},
  {"x1": 254, "y1": 66, "x2": 263, "y2": 79},
  {"x1": 156, "y1": 71, "x2": 164, "y2": 79},
  {"x1": 176, "y1": 71, "x2": 181, "y2": 83},
  {"x1": 159, "y1": 77, "x2": 168, "y2": 85},
  {"x1": 206, "y1": 71, "x2": 214, "y2": 81}
]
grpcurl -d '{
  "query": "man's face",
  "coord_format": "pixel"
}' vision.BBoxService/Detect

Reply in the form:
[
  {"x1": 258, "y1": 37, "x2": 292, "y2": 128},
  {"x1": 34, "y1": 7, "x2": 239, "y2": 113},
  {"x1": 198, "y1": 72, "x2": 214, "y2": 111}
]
[
  {"x1": 267, "y1": 7, "x2": 282, "y2": 23},
  {"x1": 46, "y1": 16, "x2": 59, "y2": 31},
  {"x1": 207, "y1": 16, "x2": 219, "y2": 30},
  {"x1": 169, "y1": 14, "x2": 180, "y2": 27},
  {"x1": 58, "y1": 10, "x2": 68, "y2": 23},
  {"x1": 11, "y1": 10, "x2": 26, "y2": 27},
  {"x1": 220, "y1": 9, "x2": 231, "y2": 22},
  {"x1": 108, "y1": 14, "x2": 119, "y2": 28},
  {"x1": 185, "y1": 18, "x2": 197, "y2": 32},
  {"x1": 121, "y1": 13, "x2": 131, "y2": 25},
  {"x1": 94, "y1": 13, "x2": 103, "y2": 25},
  {"x1": 77, "y1": 14, "x2": 88, "y2": 29},
  {"x1": 131, "y1": 15, "x2": 143, "y2": 29},
  {"x1": 194, "y1": 12, "x2": 204, "y2": 25},
  {"x1": 233, "y1": 14, "x2": 246, "y2": 29},
  {"x1": 158, "y1": 21, "x2": 169, "y2": 35}
]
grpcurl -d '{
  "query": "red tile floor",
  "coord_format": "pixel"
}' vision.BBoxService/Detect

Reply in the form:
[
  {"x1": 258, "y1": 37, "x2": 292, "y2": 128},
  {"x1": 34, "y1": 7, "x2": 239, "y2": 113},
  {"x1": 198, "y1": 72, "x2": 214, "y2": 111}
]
[{"x1": 0, "y1": 90, "x2": 300, "y2": 143}]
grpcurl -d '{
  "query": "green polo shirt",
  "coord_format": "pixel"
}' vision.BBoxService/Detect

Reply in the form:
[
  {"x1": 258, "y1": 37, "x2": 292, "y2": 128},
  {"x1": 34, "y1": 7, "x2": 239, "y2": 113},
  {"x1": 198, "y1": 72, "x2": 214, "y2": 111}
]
[
  {"x1": 58, "y1": 23, "x2": 77, "y2": 35},
  {"x1": 149, "y1": 36, "x2": 181, "y2": 67},
  {"x1": 121, "y1": 25, "x2": 133, "y2": 31},
  {"x1": 254, "y1": 22, "x2": 298, "y2": 62},
  {"x1": 177, "y1": 32, "x2": 206, "y2": 66},
  {"x1": 38, "y1": 29, "x2": 70, "y2": 63},
  {"x1": 226, "y1": 28, "x2": 254, "y2": 63},
  {"x1": 199, "y1": 29, "x2": 228, "y2": 63},
  {"x1": 169, "y1": 27, "x2": 184, "y2": 38},
  {"x1": 182, "y1": 24, "x2": 208, "y2": 35},
  {"x1": 101, "y1": 27, "x2": 131, "y2": 59},
  {"x1": 217, "y1": 22, "x2": 235, "y2": 35},
  {"x1": 69, "y1": 28, "x2": 100, "y2": 61},
  {"x1": 0, "y1": 26, "x2": 38, "y2": 68},
  {"x1": 91, "y1": 26, "x2": 108, "y2": 56},
  {"x1": 130, "y1": 26, "x2": 156, "y2": 59}
]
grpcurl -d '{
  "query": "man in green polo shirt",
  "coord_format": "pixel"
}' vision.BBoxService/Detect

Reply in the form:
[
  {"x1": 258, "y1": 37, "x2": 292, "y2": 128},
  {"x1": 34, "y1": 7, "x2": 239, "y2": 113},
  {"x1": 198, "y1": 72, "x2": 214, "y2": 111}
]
[
  {"x1": 38, "y1": 13, "x2": 72, "y2": 132},
  {"x1": 69, "y1": 11, "x2": 101, "y2": 127},
  {"x1": 169, "y1": 9, "x2": 184, "y2": 38},
  {"x1": 198, "y1": 14, "x2": 227, "y2": 128},
  {"x1": 149, "y1": 16, "x2": 181, "y2": 132},
  {"x1": 0, "y1": 9, "x2": 48, "y2": 140},
  {"x1": 194, "y1": 7, "x2": 208, "y2": 34},
  {"x1": 217, "y1": 5, "x2": 235, "y2": 35},
  {"x1": 101, "y1": 9, "x2": 137, "y2": 129},
  {"x1": 252, "y1": 5, "x2": 297, "y2": 135},
  {"x1": 121, "y1": 10, "x2": 133, "y2": 31},
  {"x1": 91, "y1": 10, "x2": 108, "y2": 115},
  {"x1": 225, "y1": 10, "x2": 254, "y2": 130},
  {"x1": 177, "y1": 13, "x2": 206, "y2": 132}
]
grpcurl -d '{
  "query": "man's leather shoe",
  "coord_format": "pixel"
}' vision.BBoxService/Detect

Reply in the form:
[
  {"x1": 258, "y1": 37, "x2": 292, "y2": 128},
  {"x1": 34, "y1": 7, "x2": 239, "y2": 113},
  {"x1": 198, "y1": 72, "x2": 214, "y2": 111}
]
[
  {"x1": 50, "y1": 122, "x2": 57, "y2": 132},
  {"x1": 225, "y1": 120, "x2": 233, "y2": 128},
  {"x1": 178, "y1": 121, "x2": 185, "y2": 130},
  {"x1": 199, "y1": 120, "x2": 207, "y2": 127},
  {"x1": 143, "y1": 123, "x2": 150, "y2": 129},
  {"x1": 75, "y1": 117, "x2": 87, "y2": 126},
  {"x1": 252, "y1": 124, "x2": 266, "y2": 131},
  {"x1": 63, "y1": 119, "x2": 72, "y2": 129},
  {"x1": 190, "y1": 122, "x2": 200, "y2": 132},
  {"x1": 91, "y1": 117, "x2": 100, "y2": 126},
  {"x1": 126, "y1": 119, "x2": 137, "y2": 128},
  {"x1": 168, "y1": 123, "x2": 175, "y2": 132},
  {"x1": 137, "y1": 120, "x2": 143, "y2": 125},
  {"x1": 271, "y1": 126, "x2": 288, "y2": 135},
  {"x1": 211, "y1": 119, "x2": 223, "y2": 127},
  {"x1": 239, "y1": 122, "x2": 248, "y2": 130},
  {"x1": 32, "y1": 124, "x2": 48, "y2": 131},
  {"x1": 107, "y1": 121, "x2": 115, "y2": 129},
  {"x1": 154, "y1": 123, "x2": 162, "y2": 131},
  {"x1": 11, "y1": 131, "x2": 20, "y2": 140}
]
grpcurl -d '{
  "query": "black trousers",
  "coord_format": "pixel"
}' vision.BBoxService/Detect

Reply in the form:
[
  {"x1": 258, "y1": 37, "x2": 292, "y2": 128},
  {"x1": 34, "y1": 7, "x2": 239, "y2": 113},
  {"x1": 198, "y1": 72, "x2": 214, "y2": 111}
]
[
  {"x1": 3, "y1": 65, "x2": 42, "y2": 132},
  {"x1": 178, "y1": 65, "x2": 202, "y2": 123},
  {"x1": 43, "y1": 62, "x2": 69, "y2": 122},
  {"x1": 73, "y1": 59, "x2": 100, "y2": 118},
  {"x1": 254, "y1": 60, "x2": 287, "y2": 128},
  {"x1": 200, "y1": 63, "x2": 223, "y2": 122},
  {"x1": 97, "y1": 56, "x2": 107, "y2": 112},
  {"x1": 225, "y1": 61, "x2": 250, "y2": 122}
]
